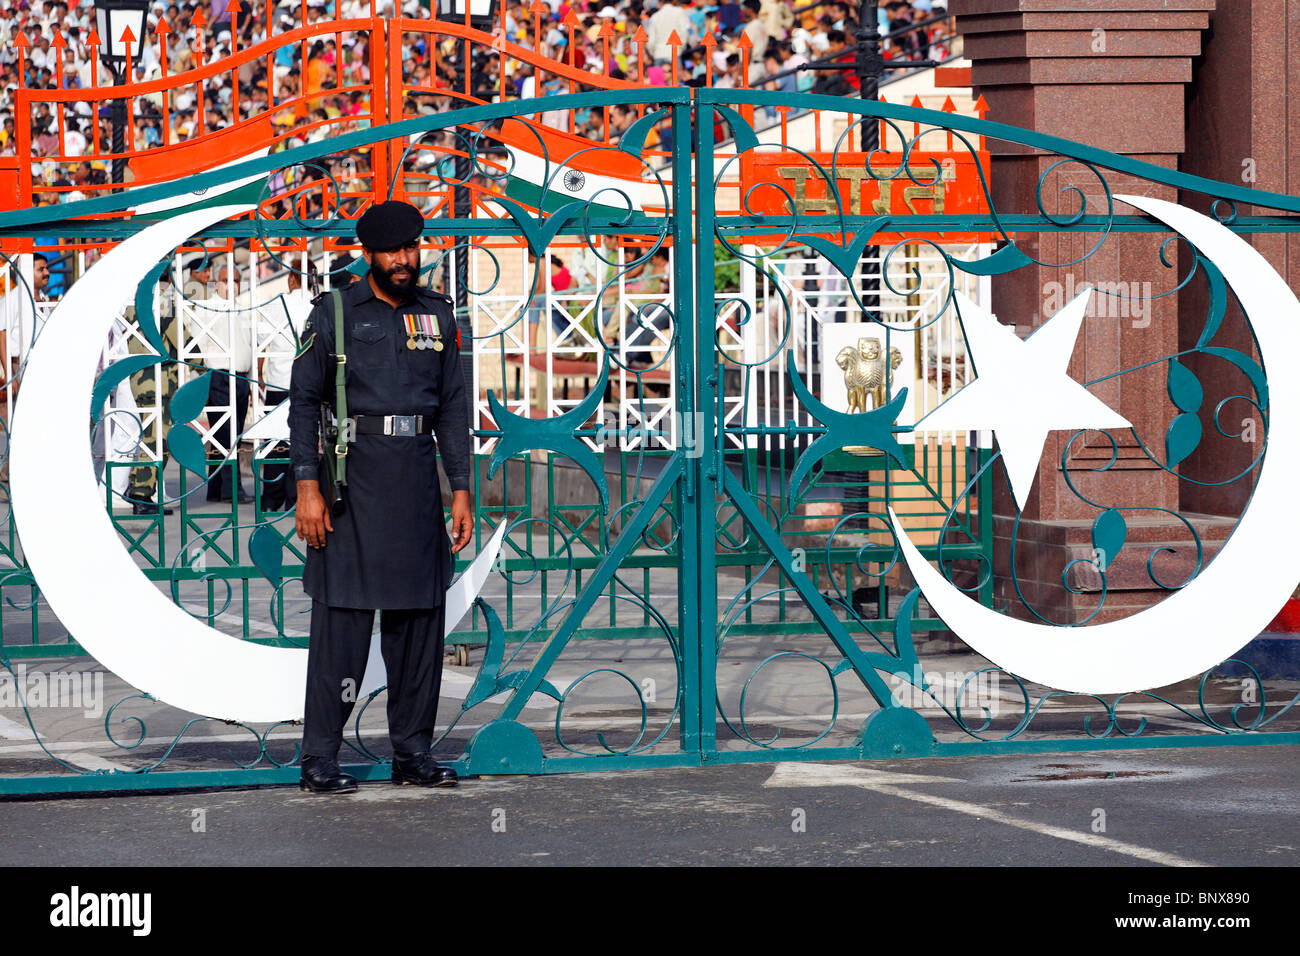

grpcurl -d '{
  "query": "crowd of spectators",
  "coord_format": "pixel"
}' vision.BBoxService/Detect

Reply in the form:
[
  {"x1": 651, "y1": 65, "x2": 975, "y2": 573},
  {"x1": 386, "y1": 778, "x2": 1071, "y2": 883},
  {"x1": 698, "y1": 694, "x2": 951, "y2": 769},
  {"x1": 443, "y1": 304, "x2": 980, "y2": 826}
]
[
  {"x1": 0, "y1": 0, "x2": 952, "y2": 302},
  {"x1": 1, "y1": 0, "x2": 952, "y2": 172}
]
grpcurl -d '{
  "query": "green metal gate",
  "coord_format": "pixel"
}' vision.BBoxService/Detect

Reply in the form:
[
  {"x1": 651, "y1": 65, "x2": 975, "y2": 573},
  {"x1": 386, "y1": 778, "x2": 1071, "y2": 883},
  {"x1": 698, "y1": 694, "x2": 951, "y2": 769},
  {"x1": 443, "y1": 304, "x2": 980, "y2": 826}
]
[{"x1": 1, "y1": 87, "x2": 1299, "y2": 794}]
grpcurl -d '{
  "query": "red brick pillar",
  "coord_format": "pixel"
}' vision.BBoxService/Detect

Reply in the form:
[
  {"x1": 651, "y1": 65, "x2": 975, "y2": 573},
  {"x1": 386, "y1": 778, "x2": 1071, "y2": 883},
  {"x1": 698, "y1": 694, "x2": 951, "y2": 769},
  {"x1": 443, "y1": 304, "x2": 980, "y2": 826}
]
[{"x1": 948, "y1": 0, "x2": 1219, "y2": 623}]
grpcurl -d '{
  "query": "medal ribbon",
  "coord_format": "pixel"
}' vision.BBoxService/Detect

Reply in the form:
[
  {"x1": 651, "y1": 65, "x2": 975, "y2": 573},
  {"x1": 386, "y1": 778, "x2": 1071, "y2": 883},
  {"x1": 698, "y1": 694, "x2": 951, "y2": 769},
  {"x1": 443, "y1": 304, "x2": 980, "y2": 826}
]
[{"x1": 404, "y1": 314, "x2": 441, "y2": 338}]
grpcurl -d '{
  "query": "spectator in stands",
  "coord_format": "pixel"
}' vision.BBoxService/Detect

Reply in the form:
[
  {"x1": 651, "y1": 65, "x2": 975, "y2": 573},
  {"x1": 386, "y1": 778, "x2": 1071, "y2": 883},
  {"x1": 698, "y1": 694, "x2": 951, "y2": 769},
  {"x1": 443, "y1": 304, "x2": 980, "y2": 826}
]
[
  {"x1": 0, "y1": 0, "x2": 922, "y2": 205},
  {"x1": 739, "y1": 0, "x2": 767, "y2": 65},
  {"x1": 815, "y1": 28, "x2": 860, "y2": 94},
  {"x1": 646, "y1": 0, "x2": 693, "y2": 66},
  {"x1": 760, "y1": 0, "x2": 792, "y2": 43}
]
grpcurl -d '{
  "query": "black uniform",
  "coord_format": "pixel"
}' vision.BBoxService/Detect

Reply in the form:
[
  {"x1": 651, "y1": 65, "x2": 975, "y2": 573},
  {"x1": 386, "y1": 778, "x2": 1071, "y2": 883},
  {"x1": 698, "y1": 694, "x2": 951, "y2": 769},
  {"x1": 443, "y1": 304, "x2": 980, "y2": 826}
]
[{"x1": 288, "y1": 276, "x2": 471, "y2": 760}]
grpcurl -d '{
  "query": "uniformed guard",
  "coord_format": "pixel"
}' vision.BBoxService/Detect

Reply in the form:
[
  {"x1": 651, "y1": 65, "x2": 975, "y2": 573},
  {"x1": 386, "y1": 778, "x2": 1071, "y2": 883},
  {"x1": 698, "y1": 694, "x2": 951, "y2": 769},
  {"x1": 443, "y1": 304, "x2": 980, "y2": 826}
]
[{"x1": 289, "y1": 200, "x2": 474, "y2": 794}]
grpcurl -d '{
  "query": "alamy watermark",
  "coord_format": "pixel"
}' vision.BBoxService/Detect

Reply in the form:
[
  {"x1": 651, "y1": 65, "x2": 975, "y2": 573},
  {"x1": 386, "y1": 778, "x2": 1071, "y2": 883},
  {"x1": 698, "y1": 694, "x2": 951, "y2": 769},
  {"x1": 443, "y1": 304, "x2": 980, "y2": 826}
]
[
  {"x1": 0, "y1": 664, "x2": 104, "y2": 718},
  {"x1": 887, "y1": 666, "x2": 1002, "y2": 716},
  {"x1": 591, "y1": 410, "x2": 706, "y2": 457},
  {"x1": 49, "y1": 886, "x2": 151, "y2": 936},
  {"x1": 1042, "y1": 274, "x2": 1154, "y2": 328}
]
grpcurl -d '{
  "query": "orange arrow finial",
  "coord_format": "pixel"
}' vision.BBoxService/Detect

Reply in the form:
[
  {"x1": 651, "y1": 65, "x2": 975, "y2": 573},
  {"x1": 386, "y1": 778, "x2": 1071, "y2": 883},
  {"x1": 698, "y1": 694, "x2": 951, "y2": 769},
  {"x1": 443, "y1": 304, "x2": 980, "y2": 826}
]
[
  {"x1": 666, "y1": 30, "x2": 681, "y2": 46},
  {"x1": 119, "y1": 24, "x2": 137, "y2": 46},
  {"x1": 192, "y1": 6, "x2": 208, "y2": 27},
  {"x1": 941, "y1": 95, "x2": 956, "y2": 113},
  {"x1": 633, "y1": 24, "x2": 647, "y2": 42}
]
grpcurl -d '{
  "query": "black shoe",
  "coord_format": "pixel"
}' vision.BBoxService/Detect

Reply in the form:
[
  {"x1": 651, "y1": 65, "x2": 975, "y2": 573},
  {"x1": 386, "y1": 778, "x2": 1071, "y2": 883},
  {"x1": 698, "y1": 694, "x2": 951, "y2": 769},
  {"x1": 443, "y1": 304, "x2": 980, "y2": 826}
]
[
  {"x1": 132, "y1": 500, "x2": 174, "y2": 516},
  {"x1": 299, "y1": 755, "x2": 358, "y2": 794},
  {"x1": 391, "y1": 751, "x2": 458, "y2": 787}
]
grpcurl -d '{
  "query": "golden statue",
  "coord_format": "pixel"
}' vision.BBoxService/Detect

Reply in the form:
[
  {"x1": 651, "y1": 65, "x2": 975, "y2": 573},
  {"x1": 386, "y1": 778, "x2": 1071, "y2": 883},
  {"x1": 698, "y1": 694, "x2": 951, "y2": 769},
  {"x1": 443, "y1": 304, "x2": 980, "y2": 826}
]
[{"x1": 836, "y1": 337, "x2": 903, "y2": 454}]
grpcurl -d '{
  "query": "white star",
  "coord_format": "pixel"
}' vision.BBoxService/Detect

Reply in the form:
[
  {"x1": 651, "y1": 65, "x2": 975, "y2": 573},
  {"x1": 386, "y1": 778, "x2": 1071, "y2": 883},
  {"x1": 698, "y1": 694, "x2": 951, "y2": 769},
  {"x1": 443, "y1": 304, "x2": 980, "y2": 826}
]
[{"x1": 919, "y1": 289, "x2": 1132, "y2": 512}]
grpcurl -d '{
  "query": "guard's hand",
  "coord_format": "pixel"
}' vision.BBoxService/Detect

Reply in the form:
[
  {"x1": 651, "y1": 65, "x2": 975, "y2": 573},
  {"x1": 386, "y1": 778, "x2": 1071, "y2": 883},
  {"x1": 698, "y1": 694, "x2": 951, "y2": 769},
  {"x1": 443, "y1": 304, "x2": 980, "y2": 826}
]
[
  {"x1": 450, "y1": 490, "x2": 474, "y2": 554},
  {"x1": 296, "y1": 481, "x2": 333, "y2": 549}
]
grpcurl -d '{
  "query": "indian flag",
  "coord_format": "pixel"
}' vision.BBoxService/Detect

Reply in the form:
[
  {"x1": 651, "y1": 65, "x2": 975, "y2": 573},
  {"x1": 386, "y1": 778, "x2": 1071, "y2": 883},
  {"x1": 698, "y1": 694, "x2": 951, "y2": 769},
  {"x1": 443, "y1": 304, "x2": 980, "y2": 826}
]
[
  {"x1": 496, "y1": 118, "x2": 668, "y2": 217},
  {"x1": 504, "y1": 144, "x2": 652, "y2": 217},
  {"x1": 131, "y1": 147, "x2": 271, "y2": 219}
]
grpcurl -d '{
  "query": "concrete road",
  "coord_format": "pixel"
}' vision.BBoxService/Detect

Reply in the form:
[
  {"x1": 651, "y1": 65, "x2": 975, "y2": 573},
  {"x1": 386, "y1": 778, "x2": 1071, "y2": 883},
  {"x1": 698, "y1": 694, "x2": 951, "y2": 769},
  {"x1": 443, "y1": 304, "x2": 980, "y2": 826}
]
[{"x1": 2, "y1": 746, "x2": 1295, "y2": 868}]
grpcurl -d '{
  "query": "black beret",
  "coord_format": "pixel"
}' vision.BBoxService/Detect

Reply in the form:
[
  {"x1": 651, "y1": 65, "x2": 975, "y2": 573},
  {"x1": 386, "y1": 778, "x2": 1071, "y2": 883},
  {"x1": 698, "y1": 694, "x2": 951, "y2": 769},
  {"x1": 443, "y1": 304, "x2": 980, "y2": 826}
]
[{"x1": 356, "y1": 200, "x2": 424, "y2": 250}]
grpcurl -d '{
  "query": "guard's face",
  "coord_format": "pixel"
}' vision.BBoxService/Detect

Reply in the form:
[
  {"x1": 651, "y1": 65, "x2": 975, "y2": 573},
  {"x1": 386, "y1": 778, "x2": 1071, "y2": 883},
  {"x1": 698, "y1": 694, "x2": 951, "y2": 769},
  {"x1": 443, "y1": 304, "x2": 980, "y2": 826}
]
[{"x1": 365, "y1": 241, "x2": 419, "y2": 296}]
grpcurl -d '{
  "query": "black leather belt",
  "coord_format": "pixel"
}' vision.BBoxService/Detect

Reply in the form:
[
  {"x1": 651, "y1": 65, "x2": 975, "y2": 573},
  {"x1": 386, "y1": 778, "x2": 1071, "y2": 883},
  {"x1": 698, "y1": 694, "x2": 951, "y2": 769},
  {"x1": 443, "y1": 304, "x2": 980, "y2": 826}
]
[{"x1": 353, "y1": 414, "x2": 434, "y2": 437}]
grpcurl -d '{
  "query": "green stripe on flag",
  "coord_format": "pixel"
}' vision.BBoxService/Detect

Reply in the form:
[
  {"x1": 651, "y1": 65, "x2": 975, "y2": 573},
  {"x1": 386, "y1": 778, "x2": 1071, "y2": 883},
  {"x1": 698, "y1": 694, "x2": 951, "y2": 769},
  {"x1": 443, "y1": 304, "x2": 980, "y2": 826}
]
[
  {"x1": 133, "y1": 178, "x2": 268, "y2": 220},
  {"x1": 506, "y1": 176, "x2": 636, "y2": 219}
]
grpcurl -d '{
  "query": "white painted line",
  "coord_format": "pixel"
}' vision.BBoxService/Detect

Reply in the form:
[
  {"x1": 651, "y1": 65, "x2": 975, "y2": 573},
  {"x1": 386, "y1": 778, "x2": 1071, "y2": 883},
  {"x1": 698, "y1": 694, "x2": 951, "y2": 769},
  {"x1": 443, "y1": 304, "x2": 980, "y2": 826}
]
[
  {"x1": 764, "y1": 762, "x2": 1207, "y2": 867},
  {"x1": 0, "y1": 713, "x2": 37, "y2": 741},
  {"x1": 763, "y1": 761, "x2": 962, "y2": 787},
  {"x1": 59, "y1": 751, "x2": 131, "y2": 772},
  {"x1": 0, "y1": 714, "x2": 131, "y2": 772}
]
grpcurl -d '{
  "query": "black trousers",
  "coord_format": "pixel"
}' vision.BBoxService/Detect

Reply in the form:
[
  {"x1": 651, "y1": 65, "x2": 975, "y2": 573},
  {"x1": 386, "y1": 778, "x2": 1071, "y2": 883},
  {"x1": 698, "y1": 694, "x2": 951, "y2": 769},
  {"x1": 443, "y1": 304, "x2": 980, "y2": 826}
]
[
  {"x1": 206, "y1": 369, "x2": 251, "y2": 501},
  {"x1": 301, "y1": 601, "x2": 448, "y2": 760}
]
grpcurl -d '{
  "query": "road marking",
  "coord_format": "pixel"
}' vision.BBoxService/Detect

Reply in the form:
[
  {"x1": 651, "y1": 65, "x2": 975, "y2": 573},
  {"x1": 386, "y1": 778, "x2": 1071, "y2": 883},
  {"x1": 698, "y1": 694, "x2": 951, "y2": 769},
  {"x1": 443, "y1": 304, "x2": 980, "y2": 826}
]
[
  {"x1": 59, "y1": 752, "x2": 131, "y2": 772},
  {"x1": 0, "y1": 714, "x2": 130, "y2": 771},
  {"x1": 763, "y1": 761, "x2": 962, "y2": 787},
  {"x1": 764, "y1": 762, "x2": 1207, "y2": 867}
]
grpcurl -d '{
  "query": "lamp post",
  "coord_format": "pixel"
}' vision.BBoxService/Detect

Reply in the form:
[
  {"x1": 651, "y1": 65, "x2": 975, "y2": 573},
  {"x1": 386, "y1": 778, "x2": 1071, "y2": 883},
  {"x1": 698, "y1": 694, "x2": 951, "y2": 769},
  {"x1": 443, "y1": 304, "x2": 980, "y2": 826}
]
[
  {"x1": 854, "y1": 1, "x2": 883, "y2": 305},
  {"x1": 95, "y1": 0, "x2": 150, "y2": 185},
  {"x1": 438, "y1": 0, "x2": 499, "y2": 435},
  {"x1": 436, "y1": 0, "x2": 498, "y2": 31}
]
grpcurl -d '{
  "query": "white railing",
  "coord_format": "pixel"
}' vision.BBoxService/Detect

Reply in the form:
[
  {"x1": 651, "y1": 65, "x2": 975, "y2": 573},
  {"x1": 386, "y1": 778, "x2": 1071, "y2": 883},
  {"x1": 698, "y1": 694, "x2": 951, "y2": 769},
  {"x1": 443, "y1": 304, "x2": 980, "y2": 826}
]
[{"x1": 468, "y1": 240, "x2": 990, "y2": 457}]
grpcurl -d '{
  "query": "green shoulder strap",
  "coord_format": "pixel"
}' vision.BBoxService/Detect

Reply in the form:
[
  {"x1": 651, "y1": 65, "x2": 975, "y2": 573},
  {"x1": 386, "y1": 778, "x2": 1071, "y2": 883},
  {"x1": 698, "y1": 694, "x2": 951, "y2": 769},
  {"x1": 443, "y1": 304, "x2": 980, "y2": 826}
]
[{"x1": 331, "y1": 289, "x2": 348, "y2": 486}]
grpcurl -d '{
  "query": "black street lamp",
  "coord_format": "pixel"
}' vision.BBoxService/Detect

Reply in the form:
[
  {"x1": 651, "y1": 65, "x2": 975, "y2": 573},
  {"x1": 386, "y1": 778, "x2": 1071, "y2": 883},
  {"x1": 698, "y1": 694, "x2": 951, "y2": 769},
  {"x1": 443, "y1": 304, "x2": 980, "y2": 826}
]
[
  {"x1": 437, "y1": 0, "x2": 499, "y2": 31},
  {"x1": 95, "y1": 0, "x2": 151, "y2": 185},
  {"x1": 438, "y1": 0, "x2": 499, "y2": 434}
]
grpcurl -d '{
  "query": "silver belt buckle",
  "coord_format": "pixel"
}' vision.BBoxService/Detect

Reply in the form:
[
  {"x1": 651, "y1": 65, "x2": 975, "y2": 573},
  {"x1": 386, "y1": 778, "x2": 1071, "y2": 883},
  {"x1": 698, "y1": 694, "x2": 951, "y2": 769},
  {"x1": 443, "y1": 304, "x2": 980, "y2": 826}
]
[{"x1": 387, "y1": 414, "x2": 417, "y2": 436}]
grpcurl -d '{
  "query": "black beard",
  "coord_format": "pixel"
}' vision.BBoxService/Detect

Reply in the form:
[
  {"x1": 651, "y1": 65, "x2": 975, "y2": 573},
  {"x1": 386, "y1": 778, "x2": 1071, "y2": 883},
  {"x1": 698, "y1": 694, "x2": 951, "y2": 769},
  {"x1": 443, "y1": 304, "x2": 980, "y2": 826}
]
[{"x1": 370, "y1": 261, "x2": 416, "y2": 298}]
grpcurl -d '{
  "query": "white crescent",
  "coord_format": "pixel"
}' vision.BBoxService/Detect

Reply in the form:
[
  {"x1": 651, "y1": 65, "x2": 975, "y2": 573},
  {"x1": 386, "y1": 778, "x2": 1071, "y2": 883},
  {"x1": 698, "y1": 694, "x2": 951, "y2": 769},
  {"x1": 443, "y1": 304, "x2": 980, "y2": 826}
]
[
  {"x1": 10, "y1": 204, "x2": 504, "y2": 723},
  {"x1": 892, "y1": 194, "x2": 1299, "y2": 695}
]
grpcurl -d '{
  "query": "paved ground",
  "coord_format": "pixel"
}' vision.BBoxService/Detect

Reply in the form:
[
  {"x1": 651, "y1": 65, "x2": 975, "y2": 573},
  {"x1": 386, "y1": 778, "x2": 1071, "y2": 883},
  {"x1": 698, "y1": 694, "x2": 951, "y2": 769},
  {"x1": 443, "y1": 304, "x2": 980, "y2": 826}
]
[{"x1": 1, "y1": 747, "x2": 1296, "y2": 868}]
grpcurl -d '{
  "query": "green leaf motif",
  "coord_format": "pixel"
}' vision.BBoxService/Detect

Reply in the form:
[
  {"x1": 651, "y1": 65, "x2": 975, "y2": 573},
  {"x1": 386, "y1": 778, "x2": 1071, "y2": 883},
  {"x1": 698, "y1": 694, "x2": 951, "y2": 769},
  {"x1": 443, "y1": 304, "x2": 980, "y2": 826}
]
[
  {"x1": 248, "y1": 524, "x2": 284, "y2": 588},
  {"x1": 170, "y1": 371, "x2": 212, "y2": 426},
  {"x1": 1200, "y1": 346, "x2": 1268, "y2": 409},
  {"x1": 1091, "y1": 509, "x2": 1127, "y2": 571},
  {"x1": 1166, "y1": 358, "x2": 1203, "y2": 413},
  {"x1": 134, "y1": 258, "x2": 172, "y2": 356},
  {"x1": 951, "y1": 243, "x2": 1033, "y2": 276},
  {"x1": 91, "y1": 355, "x2": 163, "y2": 424},
  {"x1": 462, "y1": 599, "x2": 507, "y2": 710},
  {"x1": 714, "y1": 105, "x2": 759, "y2": 153},
  {"x1": 1194, "y1": 257, "x2": 1226, "y2": 349},
  {"x1": 167, "y1": 423, "x2": 209, "y2": 476},
  {"x1": 1165, "y1": 411, "x2": 1202, "y2": 468},
  {"x1": 617, "y1": 107, "x2": 670, "y2": 159}
]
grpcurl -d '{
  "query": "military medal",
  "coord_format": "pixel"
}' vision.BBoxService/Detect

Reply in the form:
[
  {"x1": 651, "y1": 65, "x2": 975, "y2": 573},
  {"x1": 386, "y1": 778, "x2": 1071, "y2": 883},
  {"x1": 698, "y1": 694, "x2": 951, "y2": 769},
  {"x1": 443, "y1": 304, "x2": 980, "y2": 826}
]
[{"x1": 404, "y1": 313, "x2": 444, "y2": 352}]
